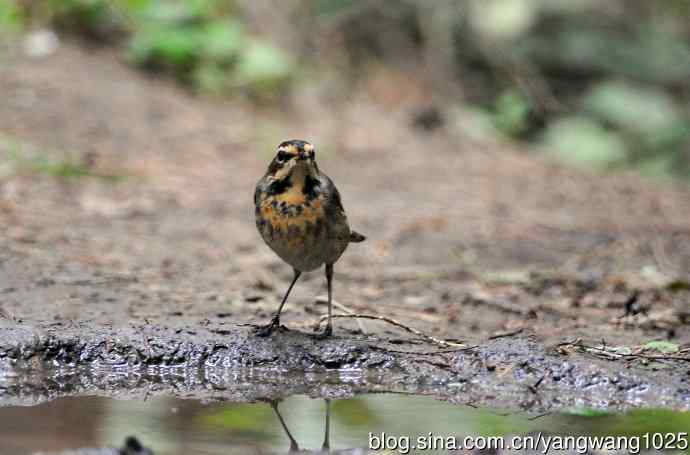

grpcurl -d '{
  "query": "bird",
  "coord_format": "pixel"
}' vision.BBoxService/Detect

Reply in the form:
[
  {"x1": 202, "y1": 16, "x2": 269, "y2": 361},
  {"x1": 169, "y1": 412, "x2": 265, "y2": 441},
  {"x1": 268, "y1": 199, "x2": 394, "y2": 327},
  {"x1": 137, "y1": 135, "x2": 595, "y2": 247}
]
[{"x1": 254, "y1": 139, "x2": 366, "y2": 338}]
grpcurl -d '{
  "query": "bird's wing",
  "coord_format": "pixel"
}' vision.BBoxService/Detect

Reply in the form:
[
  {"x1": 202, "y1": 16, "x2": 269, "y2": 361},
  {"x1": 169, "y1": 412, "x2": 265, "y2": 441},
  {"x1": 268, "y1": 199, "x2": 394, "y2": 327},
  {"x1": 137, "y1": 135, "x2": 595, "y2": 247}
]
[{"x1": 319, "y1": 173, "x2": 346, "y2": 215}]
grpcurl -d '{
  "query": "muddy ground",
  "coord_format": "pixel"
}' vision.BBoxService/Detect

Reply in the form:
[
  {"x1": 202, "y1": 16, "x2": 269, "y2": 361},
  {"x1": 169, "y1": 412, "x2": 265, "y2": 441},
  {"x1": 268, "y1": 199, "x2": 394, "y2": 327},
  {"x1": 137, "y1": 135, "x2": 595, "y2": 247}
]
[{"x1": 0, "y1": 43, "x2": 689, "y2": 412}]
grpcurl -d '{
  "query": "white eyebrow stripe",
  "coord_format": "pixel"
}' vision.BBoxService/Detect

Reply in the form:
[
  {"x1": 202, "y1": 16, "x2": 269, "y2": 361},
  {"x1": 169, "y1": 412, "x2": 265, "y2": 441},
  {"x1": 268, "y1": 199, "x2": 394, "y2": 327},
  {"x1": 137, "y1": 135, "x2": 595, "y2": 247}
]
[{"x1": 277, "y1": 146, "x2": 299, "y2": 154}]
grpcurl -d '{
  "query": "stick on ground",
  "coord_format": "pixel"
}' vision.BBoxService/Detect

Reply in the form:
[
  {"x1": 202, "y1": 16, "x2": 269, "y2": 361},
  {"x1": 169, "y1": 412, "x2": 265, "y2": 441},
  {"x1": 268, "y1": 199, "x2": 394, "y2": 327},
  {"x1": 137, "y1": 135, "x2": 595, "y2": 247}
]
[
  {"x1": 315, "y1": 296, "x2": 367, "y2": 334},
  {"x1": 315, "y1": 313, "x2": 465, "y2": 348}
]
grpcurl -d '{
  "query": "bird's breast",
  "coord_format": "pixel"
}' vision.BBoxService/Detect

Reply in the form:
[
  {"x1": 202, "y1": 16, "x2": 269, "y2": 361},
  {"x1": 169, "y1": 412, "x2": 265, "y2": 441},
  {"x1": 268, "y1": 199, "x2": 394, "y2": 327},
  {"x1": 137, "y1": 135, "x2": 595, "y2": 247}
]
[
  {"x1": 255, "y1": 174, "x2": 351, "y2": 270},
  {"x1": 256, "y1": 195, "x2": 326, "y2": 248}
]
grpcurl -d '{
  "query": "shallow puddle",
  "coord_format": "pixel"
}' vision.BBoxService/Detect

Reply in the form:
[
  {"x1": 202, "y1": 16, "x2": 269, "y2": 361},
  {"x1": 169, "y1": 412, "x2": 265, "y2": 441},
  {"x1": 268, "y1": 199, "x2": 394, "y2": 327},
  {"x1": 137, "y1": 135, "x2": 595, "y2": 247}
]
[{"x1": 0, "y1": 394, "x2": 688, "y2": 454}]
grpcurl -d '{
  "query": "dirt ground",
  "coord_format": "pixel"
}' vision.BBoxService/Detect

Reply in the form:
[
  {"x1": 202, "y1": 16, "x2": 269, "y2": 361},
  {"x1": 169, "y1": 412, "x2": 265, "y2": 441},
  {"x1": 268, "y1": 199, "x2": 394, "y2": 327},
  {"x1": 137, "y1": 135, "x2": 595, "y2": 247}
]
[{"x1": 1, "y1": 43, "x2": 689, "y2": 411}]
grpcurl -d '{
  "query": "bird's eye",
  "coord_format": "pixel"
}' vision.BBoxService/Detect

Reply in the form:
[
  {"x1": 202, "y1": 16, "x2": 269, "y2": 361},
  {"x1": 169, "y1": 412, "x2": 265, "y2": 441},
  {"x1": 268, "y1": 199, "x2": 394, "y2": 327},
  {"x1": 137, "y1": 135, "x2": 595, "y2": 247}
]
[
  {"x1": 276, "y1": 151, "x2": 289, "y2": 163},
  {"x1": 309, "y1": 150, "x2": 315, "y2": 159}
]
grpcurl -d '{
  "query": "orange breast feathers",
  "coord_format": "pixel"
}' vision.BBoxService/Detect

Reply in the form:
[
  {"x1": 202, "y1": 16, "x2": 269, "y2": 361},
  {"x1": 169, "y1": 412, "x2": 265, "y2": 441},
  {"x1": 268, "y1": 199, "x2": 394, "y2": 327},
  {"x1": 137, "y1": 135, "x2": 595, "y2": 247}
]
[
  {"x1": 259, "y1": 193, "x2": 324, "y2": 233},
  {"x1": 273, "y1": 186, "x2": 306, "y2": 205}
]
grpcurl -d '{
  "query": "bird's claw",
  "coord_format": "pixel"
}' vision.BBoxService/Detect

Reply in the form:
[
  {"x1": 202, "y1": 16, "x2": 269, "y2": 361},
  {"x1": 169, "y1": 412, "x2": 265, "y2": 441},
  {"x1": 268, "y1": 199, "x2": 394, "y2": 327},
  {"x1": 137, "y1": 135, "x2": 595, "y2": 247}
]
[
  {"x1": 254, "y1": 319, "x2": 280, "y2": 337},
  {"x1": 314, "y1": 324, "x2": 333, "y2": 339}
]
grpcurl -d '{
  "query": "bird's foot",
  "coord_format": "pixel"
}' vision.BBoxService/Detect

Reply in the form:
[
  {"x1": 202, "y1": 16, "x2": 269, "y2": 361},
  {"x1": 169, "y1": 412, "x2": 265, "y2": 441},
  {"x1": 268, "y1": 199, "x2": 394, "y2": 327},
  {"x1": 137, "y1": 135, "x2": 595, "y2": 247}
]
[
  {"x1": 314, "y1": 324, "x2": 333, "y2": 339},
  {"x1": 254, "y1": 318, "x2": 280, "y2": 337}
]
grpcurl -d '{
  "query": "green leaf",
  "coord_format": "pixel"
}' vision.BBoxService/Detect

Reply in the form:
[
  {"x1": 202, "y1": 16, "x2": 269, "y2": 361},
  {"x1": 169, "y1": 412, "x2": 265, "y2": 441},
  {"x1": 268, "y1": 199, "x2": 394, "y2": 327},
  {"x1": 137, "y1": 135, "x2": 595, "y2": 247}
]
[
  {"x1": 584, "y1": 81, "x2": 682, "y2": 135},
  {"x1": 493, "y1": 90, "x2": 531, "y2": 137},
  {"x1": 129, "y1": 25, "x2": 203, "y2": 69},
  {"x1": 200, "y1": 20, "x2": 244, "y2": 61},
  {"x1": 540, "y1": 117, "x2": 628, "y2": 169},
  {"x1": 643, "y1": 341, "x2": 679, "y2": 354},
  {"x1": 233, "y1": 40, "x2": 294, "y2": 89}
]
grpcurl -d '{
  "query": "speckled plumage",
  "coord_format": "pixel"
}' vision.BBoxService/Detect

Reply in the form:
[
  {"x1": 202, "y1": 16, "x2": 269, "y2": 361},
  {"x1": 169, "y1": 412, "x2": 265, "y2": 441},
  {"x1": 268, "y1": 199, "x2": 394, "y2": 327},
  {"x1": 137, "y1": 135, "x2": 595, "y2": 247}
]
[
  {"x1": 253, "y1": 140, "x2": 365, "y2": 337},
  {"x1": 256, "y1": 172, "x2": 351, "y2": 271}
]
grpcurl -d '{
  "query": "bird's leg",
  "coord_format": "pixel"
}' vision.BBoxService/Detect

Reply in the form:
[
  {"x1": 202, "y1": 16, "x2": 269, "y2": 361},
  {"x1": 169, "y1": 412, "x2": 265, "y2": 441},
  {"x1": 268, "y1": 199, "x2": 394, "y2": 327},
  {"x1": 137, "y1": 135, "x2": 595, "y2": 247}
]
[
  {"x1": 316, "y1": 264, "x2": 334, "y2": 339},
  {"x1": 321, "y1": 398, "x2": 331, "y2": 451},
  {"x1": 255, "y1": 269, "x2": 301, "y2": 337},
  {"x1": 270, "y1": 400, "x2": 300, "y2": 452}
]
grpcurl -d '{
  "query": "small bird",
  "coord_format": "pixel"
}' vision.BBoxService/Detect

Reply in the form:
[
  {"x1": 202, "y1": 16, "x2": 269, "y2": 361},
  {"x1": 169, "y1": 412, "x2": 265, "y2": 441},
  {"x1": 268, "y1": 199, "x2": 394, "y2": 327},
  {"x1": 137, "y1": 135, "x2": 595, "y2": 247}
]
[{"x1": 254, "y1": 140, "x2": 365, "y2": 337}]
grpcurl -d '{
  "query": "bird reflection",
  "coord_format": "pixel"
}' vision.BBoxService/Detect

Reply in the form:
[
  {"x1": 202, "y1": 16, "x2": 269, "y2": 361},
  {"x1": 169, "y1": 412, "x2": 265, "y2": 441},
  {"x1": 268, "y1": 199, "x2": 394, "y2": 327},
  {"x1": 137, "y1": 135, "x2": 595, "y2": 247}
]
[
  {"x1": 269, "y1": 399, "x2": 363, "y2": 454},
  {"x1": 270, "y1": 400, "x2": 302, "y2": 452}
]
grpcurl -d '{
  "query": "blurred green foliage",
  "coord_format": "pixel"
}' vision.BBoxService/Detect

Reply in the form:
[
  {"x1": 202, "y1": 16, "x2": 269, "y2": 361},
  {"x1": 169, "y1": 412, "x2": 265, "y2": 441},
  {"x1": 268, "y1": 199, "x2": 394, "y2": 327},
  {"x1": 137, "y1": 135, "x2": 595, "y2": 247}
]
[
  {"x1": 2, "y1": 0, "x2": 690, "y2": 180},
  {"x1": 126, "y1": 1, "x2": 293, "y2": 97},
  {"x1": 493, "y1": 90, "x2": 532, "y2": 138},
  {"x1": 466, "y1": 1, "x2": 690, "y2": 179},
  {"x1": 305, "y1": 0, "x2": 690, "y2": 180},
  {"x1": 1, "y1": 0, "x2": 294, "y2": 98},
  {"x1": 541, "y1": 117, "x2": 628, "y2": 170},
  {"x1": 47, "y1": 0, "x2": 128, "y2": 42},
  {"x1": 0, "y1": 1, "x2": 21, "y2": 33}
]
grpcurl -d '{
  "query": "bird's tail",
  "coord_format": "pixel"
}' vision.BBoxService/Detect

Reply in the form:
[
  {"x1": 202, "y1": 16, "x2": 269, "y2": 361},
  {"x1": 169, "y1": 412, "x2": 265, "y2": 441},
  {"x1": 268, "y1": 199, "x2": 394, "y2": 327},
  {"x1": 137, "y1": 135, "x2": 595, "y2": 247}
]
[{"x1": 349, "y1": 230, "x2": 366, "y2": 243}]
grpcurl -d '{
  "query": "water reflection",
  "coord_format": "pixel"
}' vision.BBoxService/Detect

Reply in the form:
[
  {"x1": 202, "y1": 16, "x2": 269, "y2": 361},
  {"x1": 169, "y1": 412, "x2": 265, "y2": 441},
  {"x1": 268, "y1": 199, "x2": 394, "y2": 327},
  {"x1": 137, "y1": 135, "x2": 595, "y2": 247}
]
[
  {"x1": 0, "y1": 394, "x2": 688, "y2": 454},
  {"x1": 270, "y1": 399, "x2": 350, "y2": 453}
]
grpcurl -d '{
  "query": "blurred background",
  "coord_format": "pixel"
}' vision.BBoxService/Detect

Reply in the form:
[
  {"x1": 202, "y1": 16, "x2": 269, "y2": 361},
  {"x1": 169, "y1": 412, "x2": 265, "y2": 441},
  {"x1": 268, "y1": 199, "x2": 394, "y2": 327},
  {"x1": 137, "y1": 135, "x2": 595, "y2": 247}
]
[{"x1": 2, "y1": 0, "x2": 690, "y2": 179}]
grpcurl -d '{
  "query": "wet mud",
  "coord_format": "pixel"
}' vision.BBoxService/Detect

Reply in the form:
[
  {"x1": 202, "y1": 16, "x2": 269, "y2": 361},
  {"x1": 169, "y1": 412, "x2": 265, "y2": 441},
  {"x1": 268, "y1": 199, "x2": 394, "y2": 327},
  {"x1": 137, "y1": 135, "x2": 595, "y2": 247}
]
[{"x1": 1, "y1": 321, "x2": 688, "y2": 412}]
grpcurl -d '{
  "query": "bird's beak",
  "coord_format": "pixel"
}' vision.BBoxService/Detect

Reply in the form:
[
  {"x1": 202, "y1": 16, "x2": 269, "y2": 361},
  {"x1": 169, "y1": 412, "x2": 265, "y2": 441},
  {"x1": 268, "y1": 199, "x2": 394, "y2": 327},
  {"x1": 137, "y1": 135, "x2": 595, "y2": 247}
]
[{"x1": 297, "y1": 151, "x2": 308, "y2": 161}]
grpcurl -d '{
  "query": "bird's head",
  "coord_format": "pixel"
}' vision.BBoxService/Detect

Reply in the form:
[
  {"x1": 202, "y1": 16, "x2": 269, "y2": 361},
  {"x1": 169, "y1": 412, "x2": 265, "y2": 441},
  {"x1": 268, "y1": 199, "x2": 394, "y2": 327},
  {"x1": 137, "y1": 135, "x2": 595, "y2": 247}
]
[{"x1": 266, "y1": 139, "x2": 318, "y2": 183}]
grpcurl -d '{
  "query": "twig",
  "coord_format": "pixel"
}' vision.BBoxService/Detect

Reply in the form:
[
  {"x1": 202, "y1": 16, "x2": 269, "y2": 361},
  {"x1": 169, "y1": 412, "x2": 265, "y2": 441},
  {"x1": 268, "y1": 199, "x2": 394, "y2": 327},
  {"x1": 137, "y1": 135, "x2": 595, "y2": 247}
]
[
  {"x1": 369, "y1": 344, "x2": 478, "y2": 356},
  {"x1": 528, "y1": 371, "x2": 549, "y2": 394},
  {"x1": 315, "y1": 296, "x2": 367, "y2": 334},
  {"x1": 314, "y1": 314, "x2": 466, "y2": 348},
  {"x1": 528, "y1": 412, "x2": 552, "y2": 421},
  {"x1": 559, "y1": 340, "x2": 690, "y2": 362},
  {"x1": 488, "y1": 328, "x2": 524, "y2": 340}
]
